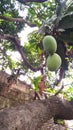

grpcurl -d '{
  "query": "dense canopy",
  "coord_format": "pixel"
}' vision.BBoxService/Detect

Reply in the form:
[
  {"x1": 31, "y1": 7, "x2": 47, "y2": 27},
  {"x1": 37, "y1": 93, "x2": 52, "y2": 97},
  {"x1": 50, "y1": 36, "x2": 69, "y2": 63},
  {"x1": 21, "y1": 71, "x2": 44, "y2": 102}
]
[{"x1": 0, "y1": 0, "x2": 73, "y2": 97}]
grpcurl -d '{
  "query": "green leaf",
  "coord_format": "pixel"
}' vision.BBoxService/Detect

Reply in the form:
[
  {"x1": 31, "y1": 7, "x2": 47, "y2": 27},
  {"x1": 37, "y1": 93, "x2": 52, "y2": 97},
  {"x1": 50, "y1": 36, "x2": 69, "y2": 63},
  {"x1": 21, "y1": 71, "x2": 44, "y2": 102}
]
[
  {"x1": 31, "y1": 76, "x2": 41, "y2": 90},
  {"x1": 7, "y1": 55, "x2": 17, "y2": 69},
  {"x1": 58, "y1": 13, "x2": 73, "y2": 29}
]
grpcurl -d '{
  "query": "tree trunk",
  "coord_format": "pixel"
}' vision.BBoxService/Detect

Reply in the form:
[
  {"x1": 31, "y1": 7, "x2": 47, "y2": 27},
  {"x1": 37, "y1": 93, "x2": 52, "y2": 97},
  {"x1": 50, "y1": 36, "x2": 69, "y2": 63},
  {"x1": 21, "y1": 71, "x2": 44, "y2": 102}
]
[
  {"x1": 0, "y1": 70, "x2": 33, "y2": 109},
  {"x1": 0, "y1": 71, "x2": 73, "y2": 130},
  {"x1": 0, "y1": 96, "x2": 73, "y2": 130}
]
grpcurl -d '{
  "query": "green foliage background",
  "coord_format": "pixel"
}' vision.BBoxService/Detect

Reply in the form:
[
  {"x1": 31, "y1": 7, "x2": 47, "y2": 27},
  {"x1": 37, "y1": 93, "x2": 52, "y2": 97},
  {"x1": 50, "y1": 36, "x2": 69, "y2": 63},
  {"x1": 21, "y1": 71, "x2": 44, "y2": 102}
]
[{"x1": 0, "y1": 0, "x2": 73, "y2": 99}]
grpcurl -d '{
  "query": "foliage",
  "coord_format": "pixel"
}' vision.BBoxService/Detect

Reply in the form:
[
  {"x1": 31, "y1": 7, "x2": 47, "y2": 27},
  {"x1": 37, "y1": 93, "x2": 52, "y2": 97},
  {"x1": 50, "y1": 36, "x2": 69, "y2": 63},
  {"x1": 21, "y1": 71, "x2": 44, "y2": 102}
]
[
  {"x1": 27, "y1": 1, "x2": 56, "y2": 27},
  {"x1": 0, "y1": 0, "x2": 24, "y2": 35},
  {"x1": 0, "y1": 0, "x2": 73, "y2": 99}
]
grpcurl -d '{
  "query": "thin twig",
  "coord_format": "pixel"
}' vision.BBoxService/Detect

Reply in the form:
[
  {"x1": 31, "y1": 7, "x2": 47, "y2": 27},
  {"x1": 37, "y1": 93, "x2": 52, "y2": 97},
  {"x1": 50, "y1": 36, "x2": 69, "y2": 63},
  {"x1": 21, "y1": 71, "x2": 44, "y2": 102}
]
[{"x1": 54, "y1": 83, "x2": 64, "y2": 96}]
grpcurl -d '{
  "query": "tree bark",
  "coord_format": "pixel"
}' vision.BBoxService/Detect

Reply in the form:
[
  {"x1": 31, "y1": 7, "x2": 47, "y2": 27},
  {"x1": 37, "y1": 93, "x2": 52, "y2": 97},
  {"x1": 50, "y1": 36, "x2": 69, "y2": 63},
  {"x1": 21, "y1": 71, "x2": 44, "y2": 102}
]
[
  {"x1": 0, "y1": 70, "x2": 33, "y2": 109},
  {"x1": 0, "y1": 15, "x2": 36, "y2": 27},
  {"x1": 0, "y1": 96, "x2": 73, "y2": 130},
  {"x1": 17, "y1": 0, "x2": 48, "y2": 4}
]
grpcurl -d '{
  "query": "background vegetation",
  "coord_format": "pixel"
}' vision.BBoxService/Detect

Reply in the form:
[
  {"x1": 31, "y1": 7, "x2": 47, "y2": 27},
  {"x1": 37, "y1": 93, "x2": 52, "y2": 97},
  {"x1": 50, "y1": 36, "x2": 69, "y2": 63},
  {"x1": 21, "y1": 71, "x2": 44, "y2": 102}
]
[{"x1": 0, "y1": 0, "x2": 73, "y2": 100}]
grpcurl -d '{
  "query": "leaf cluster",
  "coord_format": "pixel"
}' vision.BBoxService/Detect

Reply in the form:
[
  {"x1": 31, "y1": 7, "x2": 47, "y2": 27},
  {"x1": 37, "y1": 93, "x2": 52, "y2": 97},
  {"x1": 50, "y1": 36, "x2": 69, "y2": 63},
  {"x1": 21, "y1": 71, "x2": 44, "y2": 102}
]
[{"x1": 0, "y1": 0, "x2": 24, "y2": 35}]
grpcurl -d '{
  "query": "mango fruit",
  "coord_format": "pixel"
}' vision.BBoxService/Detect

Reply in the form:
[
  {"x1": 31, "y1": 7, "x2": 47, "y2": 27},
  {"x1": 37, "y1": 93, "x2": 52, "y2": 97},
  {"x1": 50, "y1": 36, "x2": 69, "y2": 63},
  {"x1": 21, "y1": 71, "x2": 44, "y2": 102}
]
[
  {"x1": 46, "y1": 53, "x2": 62, "y2": 71},
  {"x1": 43, "y1": 35, "x2": 57, "y2": 54}
]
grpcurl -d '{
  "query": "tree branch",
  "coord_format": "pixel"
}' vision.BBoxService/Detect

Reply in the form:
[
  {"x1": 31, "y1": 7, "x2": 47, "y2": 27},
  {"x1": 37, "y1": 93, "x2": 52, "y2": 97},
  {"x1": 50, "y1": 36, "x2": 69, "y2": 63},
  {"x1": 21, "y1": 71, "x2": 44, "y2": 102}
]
[
  {"x1": 54, "y1": 84, "x2": 64, "y2": 96},
  {"x1": 0, "y1": 96, "x2": 73, "y2": 130},
  {"x1": 0, "y1": 15, "x2": 36, "y2": 27},
  {"x1": 17, "y1": 0, "x2": 48, "y2": 4},
  {"x1": 0, "y1": 34, "x2": 43, "y2": 72}
]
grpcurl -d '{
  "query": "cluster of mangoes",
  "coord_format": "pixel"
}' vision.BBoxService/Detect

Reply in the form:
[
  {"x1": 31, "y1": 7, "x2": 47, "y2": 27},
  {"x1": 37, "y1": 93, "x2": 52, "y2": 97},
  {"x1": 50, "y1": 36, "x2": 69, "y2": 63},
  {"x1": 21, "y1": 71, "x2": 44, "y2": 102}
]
[{"x1": 43, "y1": 35, "x2": 62, "y2": 71}]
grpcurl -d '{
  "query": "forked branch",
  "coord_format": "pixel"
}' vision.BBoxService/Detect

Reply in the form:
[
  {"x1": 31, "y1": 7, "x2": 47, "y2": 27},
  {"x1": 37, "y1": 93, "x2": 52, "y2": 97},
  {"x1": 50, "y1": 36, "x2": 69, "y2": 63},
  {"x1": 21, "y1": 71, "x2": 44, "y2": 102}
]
[{"x1": 0, "y1": 34, "x2": 43, "y2": 72}]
